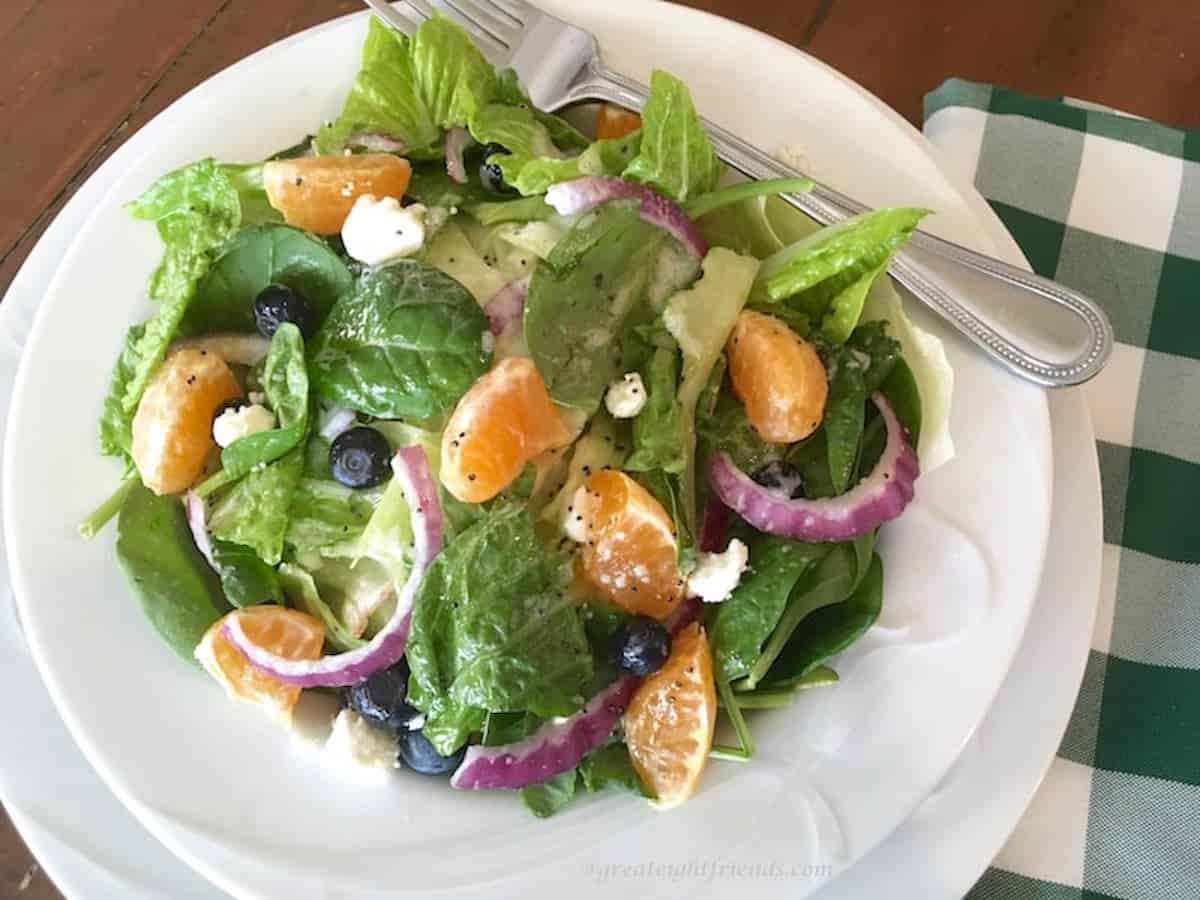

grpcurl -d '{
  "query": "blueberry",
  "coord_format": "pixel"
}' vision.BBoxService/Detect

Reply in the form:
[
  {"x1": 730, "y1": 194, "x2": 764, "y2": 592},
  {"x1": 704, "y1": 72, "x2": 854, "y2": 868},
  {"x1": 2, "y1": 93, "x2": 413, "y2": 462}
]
[
  {"x1": 611, "y1": 615, "x2": 671, "y2": 676},
  {"x1": 253, "y1": 284, "x2": 318, "y2": 339},
  {"x1": 330, "y1": 427, "x2": 392, "y2": 489},
  {"x1": 398, "y1": 729, "x2": 466, "y2": 775},
  {"x1": 212, "y1": 397, "x2": 247, "y2": 423},
  {"x1": 479, "y1": 143, "x2": 517, "y2": 195},
  {"x1": 345, "y1": 660, "x2": 419, "y2": 730},
  {"x1": 751, "y1": 460, "x2": 806, "y2": 499}
]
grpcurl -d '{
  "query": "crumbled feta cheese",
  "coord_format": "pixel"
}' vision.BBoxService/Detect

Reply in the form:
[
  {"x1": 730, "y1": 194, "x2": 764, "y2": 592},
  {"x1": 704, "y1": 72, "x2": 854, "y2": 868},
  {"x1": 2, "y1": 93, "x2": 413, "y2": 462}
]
[
  {"x1": 604, "y1": 372, "x2": 647, "y2": 419},
  {"x1": 325, "y1": 710, "x2": 398, "y2": 777},
  {"x1": 563, "y1": 485, "x2": 589, "y2": 543},
  {"x1": 212, "y1": 403, "x2": 276, "y2": 449},
  {"x1": 687, "y1": 538, "x2": 750, "y2": 604},
  {"x1": 341, "y1": 195, "x2": 427, "y2": 266},
  {"x1": 481, "y1": 331, "x2": 496, "y2": 354}
]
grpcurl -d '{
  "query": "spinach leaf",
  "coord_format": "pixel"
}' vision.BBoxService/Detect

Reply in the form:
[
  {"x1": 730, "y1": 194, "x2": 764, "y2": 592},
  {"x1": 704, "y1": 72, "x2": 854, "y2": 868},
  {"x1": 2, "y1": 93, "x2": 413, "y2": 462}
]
[
  {"x1": 481, "y1": 711, "x2": 542, "y2": 746},
  {"x1": 210, "y1": 539, "x2": 281, "y2": 608},
  {"x1": 309, "y1": 261, "x2": 489, "y2": 419},
  {"x1": 578, "y1": 743, "x2": 651, "y2": 797},
  {"x1": 406, "y1": 159, "x2": 494, "y2": 209},
  {"x1": 881, "y1": 357, "x2": 922, "y2": 445},
  {"x1": 760, "y1": 553, "x2": 884, "y2": 689},
  {"x1": 99, "y1": 160, "x2": 260, "y2": 459},
  {"x1": 745, "y1": 532, "x2": 875, "y2": 688},
  {"x1": 625, "y1": 340, "x2": 684, "y2": 474},
  {"x1": 316, "y1": 17, "x2": 496, "y2": 154},
  {"x1": 709, "y1": 536, "x2": 828, "y2": 682},
  {"x1": 732, "y1": 667, "x2": 838, "y2": 707},
  {"x1": 824, "y1": 352, "x2": 867, "y2": 495},
  {"x1": 525, "y1": 201, "x2": 662, "y2": 413},
  {"x1": 278, "y1": 562, "x2": 365, "y2": 652},
  {"x1": 221, "y1": 324, "x2": 310, "y2": 478},
  {"x1": 406, "y1": 505, "x2": 593, "y2": 755},
  {"x1": 622, "y1": 70, "x2": 722, "y2": 203},
  {"x1": 181, "y1": 225, "x2": 352, "y2": 336},
  {"x1": 209, "y1": 449, "x2": 304, "y2": 566},
  {"x1": 115, "y1": 484, "x2": 228, "y2": 662},
  {"x1": 520, "y1": 770, "x2": 578, "y2": 818}
]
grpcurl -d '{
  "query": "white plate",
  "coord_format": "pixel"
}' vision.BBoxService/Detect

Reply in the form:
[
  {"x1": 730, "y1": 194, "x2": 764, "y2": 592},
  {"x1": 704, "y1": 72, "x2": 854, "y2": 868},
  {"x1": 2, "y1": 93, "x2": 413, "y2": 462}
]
[{"x1": 2, "y1": 4, "x2": 1054, "y2": 898}]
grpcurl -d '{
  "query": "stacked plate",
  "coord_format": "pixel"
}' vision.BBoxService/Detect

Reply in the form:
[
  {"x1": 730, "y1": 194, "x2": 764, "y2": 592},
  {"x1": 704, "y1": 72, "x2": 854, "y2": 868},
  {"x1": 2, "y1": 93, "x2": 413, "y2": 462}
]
[{"x1": 0, "y1": 3, "x2": 1101, "y2": 897}]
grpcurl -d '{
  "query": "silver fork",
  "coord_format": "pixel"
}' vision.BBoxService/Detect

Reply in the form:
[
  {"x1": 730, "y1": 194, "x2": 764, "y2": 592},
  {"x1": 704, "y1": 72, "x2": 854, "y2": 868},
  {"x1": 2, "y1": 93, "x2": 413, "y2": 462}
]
[{"x1": 364, "y1": 0, "x2": 1112, "y2": 387}]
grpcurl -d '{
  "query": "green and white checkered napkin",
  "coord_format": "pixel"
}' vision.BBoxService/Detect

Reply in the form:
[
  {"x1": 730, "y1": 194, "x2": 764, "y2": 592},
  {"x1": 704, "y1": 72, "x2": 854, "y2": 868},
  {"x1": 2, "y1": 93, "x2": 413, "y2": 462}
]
[{"x1": 923, "y1": 80, "x2": 1200, "y2": 900}]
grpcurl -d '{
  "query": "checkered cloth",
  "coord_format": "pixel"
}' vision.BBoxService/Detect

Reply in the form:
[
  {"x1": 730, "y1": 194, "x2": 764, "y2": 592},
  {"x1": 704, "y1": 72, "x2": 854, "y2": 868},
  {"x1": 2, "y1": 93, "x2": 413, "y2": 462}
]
[{"x1": 924, "y1": 80, "x2": 1200, "y2": 900}]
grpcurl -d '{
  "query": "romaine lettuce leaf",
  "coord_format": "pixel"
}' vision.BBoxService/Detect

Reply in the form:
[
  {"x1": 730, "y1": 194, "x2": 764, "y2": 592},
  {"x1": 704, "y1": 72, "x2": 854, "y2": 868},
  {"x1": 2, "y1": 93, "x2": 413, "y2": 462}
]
[
  {"x1": 220, "y1": 323, "x2": 309, "y2": 479},
  {"x1": 622, "y1": 70, "x2": 722, "y2": 203},
  {"x1": 662, "y1": 247, "x2": 761, "y2": 534},
  {"x1": 278, "y1": 563, "x2": 366, "y2": 652},
  {"x1": 406, "y1": 504, "x2": 593, "y2": 755},
  {"x1": 625, "y1": 338, "x2": 684, "y2": 474},
  {"x1": 318, "y1": 16, "x2": 497, "y2": 155},
  {"x1": 209, "y1": 448, "x2": 304, "y2": 567},
  {"x1": 99, "y1": 160, "x2": 261, "y2": 459}
]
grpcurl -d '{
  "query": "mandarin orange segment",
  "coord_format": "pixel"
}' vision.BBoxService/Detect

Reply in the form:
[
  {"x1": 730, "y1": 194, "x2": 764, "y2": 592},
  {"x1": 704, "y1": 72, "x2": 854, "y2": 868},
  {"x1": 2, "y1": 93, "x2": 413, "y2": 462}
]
[
  {"x1": 594, "y1": 104, "x2": 643, "y2": 140},
  {"x1": 131, "y1": 348, "x2": 242, "y2": 495},
  {"x1": 196, "y1": 606, "x2": 325, "y2": 724},
  {"x1": 577, "y1": 470, "x2": 683, "y2": 620},
  {"x1": 440, "y1": 357, "x2": 573, "y2": 503},
  {"x1": 624, "y1": 622, "x2": 717, "y2": 809},
  {"x1": 727, "y1": 310, "x2": 829, "y2": 443},
  {"x1": 263, "y1": 154, "x2": 412, "y2": 234}
]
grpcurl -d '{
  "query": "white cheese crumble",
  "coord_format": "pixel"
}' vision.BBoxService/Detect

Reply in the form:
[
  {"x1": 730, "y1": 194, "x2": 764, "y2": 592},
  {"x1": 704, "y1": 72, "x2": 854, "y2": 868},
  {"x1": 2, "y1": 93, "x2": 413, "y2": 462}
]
[
  {"x1": 341, "y1": 195, "x2": 427, "y2": 266},
  {"x1": 604, "y1": 372, "x2": 647, "y2": 419},
  {"x1": 212, "y1": 403, "x2": 276, "y2": 448},
  {"x1": 687, "y1": 538, "x2": 750, "y2": 604},
  {"x1": 325, "y1": 710, "x2": 398, "y2": 777},
  {"x1": 563, "y1": 485, "x2": 590, "y2": 543}
]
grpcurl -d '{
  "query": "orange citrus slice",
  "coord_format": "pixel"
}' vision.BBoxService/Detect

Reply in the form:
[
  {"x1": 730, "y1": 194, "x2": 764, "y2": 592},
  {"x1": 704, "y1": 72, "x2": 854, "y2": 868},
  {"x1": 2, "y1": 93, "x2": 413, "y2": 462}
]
[{"x1": 263, "y1": 154, "x2": 412, "y2": 235}]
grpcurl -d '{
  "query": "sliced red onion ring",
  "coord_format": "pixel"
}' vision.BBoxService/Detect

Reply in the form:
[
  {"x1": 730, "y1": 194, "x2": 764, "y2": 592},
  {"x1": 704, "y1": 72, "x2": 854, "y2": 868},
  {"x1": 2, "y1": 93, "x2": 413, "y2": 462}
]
[
  {"x1": 444, "y1": 126, "x2": 471, "y2": 184},
  {"x1": 484, "y1": 276, "x2": 530, "y2": 336},
  {"x1": 346, "y1": 130, "x2": 407, "y2": 154},
  {"x1": 698, "y1": 499, "x2": 731, "y2": 553},
  {"x1": 708, "y1": 392, "x2": 918, "y2": 542},
  {"x1": 224, "y1": 445, "x2": 443, "y2": 687},
  {"x1": 544, "y1": 176, "x2": 707, "y2": 259},
  {"x1": 184, "y1": 491, "x2": 217, "y2": 569},
  {"x1": 317, "y1": 406, "x2": 356, "y2": 442},
  {"x1": 451, "y1": 676, "x2": 638, "y2": 790}
]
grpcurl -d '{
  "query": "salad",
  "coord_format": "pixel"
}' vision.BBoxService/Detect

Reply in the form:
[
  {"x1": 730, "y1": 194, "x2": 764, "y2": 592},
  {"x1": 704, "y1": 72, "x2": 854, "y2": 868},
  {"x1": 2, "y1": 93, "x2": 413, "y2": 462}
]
[{"x1": 82, "y1": 15, "x2": 953, "y2": 816}]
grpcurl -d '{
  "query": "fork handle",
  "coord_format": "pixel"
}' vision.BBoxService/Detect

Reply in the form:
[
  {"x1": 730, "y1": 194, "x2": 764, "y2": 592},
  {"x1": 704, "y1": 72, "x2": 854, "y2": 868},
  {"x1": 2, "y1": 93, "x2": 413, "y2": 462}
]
[{"x1": 565, "y1": 64, "x2": 1113, "y2": 388}]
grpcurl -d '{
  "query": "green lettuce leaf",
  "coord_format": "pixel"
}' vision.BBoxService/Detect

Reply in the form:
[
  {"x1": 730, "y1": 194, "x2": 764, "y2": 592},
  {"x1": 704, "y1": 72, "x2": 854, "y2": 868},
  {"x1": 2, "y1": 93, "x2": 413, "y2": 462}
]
[
  {"x1": 99, "y1": 160, "x2": 261, "y2": 459},
  {"x1": 625, "y1": 337, "x2": 684, "y2": 474},
  {"x1": 697, "y1": 387, "x2": 782, "y2": 473},
  {"x1": 220, "y1": 323, "x2": 309, "y2": 479},
  {"x1": 279, "y1": 562, "x2": 366, "y2": 652},
  {"x1": 406, "y1": 504, "x2": 593, "y2": 755},
  {"x1": 317, "y1": 16, "x2": 497, "y2": 154},
  {"x1": 823, "y1": 351, "x2": 868, "y2": 495},
  {"x1": 661, "y1": 247, "x2": 761, "y2": 535},
  {"x1": 309, "y1": 260, "x2": 490, "y2": 419},
  {"x1": 520, "y1": 770, "x2": 578, "y2": 818},
  {"x1": 209, "y1": 449, "x2": 304, "y2": 566},
  {"x1": 209, "y1": 539, "x2": 282, "y2": 608},
  {"x1": 181, "y1": 224, "x2": 352, "y2": 336},
  {"x1": 622, "y1": 70, "x2": 722, "y2": 203}
]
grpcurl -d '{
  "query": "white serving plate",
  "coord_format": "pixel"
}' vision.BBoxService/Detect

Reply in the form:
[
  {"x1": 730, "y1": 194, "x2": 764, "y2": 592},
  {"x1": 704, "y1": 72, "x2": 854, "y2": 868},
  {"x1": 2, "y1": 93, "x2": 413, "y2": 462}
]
[{"x1": 3, "y1": 3, "x2": 1059, "y2": 897}]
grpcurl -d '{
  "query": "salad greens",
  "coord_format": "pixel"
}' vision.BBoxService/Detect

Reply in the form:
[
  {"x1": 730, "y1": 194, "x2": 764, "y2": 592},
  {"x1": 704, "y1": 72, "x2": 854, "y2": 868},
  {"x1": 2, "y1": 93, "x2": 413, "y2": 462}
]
[
  {"x1": 308, "y1": 261, "x2": 489, "y2": 419},
  {"x1": 88, "y1": 12, "x2": 950, "y2": 819}
]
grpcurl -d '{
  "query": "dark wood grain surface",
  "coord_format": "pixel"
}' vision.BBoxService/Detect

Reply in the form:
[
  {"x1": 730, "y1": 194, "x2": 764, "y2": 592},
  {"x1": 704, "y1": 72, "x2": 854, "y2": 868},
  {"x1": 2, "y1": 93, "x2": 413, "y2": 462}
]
[{"x1": 2, "y1": 1, "x2": 1197, "y2": 897}]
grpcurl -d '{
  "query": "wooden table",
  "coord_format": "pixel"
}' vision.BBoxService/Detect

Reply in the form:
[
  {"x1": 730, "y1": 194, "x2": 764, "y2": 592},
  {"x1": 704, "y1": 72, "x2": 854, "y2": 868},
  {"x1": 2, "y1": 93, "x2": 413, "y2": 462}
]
[{"x1": 1, "y1": 1, "x2": 1196, "y2": 896}]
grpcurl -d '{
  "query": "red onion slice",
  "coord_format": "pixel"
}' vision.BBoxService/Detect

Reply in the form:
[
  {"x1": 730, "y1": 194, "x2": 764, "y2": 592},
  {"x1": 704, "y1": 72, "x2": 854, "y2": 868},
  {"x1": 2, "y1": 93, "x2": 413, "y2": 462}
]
[
  {"x1": 346, "y1": 130, "x2": 407, "y2": 154},
  {"x1": 698, "y1": 498, "x2": 731, "y2": 553},
  {"x1": 544, "y1": 176, "x2": 707, "y2": 259},
  {"x1": 184, "y1": 491, "x2": 217, "y2": 569},
  {"x1": 484, "y1": 276, "x2": 530, "y2": 336},
  {"x1": 451, "y1": 676, "x2": 638, "y2": 790},
  {"x1": 317, "y1": 406, "x2": 356, "y2": 442},
  {"x1": 445, "y1": 126, "x2": 471, "y2": 185},
  {"x1": 708, "y1": 393, "x2": 918, "y2": 542},
  {"x1": 223, "y1": 445, "x2": 443, "y2": 687}
]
